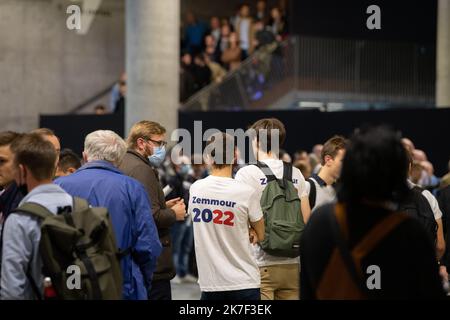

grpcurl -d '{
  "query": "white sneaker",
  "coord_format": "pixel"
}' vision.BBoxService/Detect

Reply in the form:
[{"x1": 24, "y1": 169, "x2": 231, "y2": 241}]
[
  {"x1": 171, "y1": 275, "x2": 183, "y2": 284},
  {"x1": 183, "y1": 274, "x2": 198, "y2": 283}
]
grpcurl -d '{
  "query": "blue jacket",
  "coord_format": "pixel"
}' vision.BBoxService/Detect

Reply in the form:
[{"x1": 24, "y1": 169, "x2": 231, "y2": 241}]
[{"x1": 55, "y1": 161, "x2": 162, "y2": 300}]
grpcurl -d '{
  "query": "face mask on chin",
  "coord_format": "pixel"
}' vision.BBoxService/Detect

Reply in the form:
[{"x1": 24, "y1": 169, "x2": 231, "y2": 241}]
[{"x1": 148, "y1": 146, "x2": 166, "y2": 167}]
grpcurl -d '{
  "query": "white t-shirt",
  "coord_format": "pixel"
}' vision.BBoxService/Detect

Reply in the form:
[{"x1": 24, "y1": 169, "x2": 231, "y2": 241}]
[
  {"x1": 235, "y1": 158, "x2": 307, "y2": 267},
  {"x1": 189, "y1": 175, "x2": 263, "y2": 292},
  {"x1": 304, "y1": 175, "x2": 337, "y2": 212},
  {"x1": 407, "y1": 180, "x2": 442, "y2": 220},
  {"x1": 239, "y1": 19, "x2": 251, "y2": 50}
]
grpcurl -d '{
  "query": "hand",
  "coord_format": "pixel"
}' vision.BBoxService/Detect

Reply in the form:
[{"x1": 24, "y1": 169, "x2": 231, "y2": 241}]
[
  {"x1": 440, "y1": 265, "x2": 448, "y2": 283},
  {"x1": 166, "y1": 197, "x2": 181, "y2": 208},
  {"x1": 249, "y1": 228, "x2": 259, "y2": 244},
  {"x1": 172, "y1": 201, "x2": 186, "y2": 221}
]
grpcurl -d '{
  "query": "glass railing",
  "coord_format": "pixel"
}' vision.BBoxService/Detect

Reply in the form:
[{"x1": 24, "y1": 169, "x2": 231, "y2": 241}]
[{"x1": 180, "y1": 36, "x2": 435, "y2": 111}]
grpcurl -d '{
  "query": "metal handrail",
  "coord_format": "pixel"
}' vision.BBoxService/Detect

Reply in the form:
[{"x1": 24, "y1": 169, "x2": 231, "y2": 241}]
[{"x1": 68, "y1": 81, "x2": 117, "y2": 114}]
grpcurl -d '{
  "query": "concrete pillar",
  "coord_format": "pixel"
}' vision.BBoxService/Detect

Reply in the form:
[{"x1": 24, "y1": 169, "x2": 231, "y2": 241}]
[
  {"x1": 126, "y1": 0, "x2": 180, "y2": 136},
  {"x1": 436, "y1": 0, "x2": 450, "y2": 108}
]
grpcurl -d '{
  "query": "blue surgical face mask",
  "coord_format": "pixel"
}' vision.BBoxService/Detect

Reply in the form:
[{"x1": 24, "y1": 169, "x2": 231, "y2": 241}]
[
  {"x1": 180, "y1": 164, "x2": 192, "y2": 177},
  {"x1": 148, "y1": 146, "x2": 166, "y2": 167}
]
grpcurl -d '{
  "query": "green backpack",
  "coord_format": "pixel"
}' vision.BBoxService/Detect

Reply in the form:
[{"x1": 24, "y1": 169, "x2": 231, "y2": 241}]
[
  {"x1": 256, "y1": 161, "x2": 304, "y2": 258},
  {"x1": 16, "y1": 197, "x2": 123, "y2": 300}
]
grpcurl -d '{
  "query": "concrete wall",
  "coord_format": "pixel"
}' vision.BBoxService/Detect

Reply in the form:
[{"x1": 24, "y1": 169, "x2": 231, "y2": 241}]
[
  {"x1": 0, "y1": 0, "x2": 125, "y2": 132},
  {"x1": 0, "y1": 0, "x2": 278, "y2": 132}
]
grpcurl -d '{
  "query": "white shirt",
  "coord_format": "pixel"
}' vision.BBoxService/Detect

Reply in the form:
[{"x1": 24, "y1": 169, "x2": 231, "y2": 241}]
[
  {"x1": 239, "y1": 19, "x2": 251, "y2": 50},
  {"x1": 304, "y1": 175, "x2": 337, "y2": 212},
  {"x1": 407, "y1": 180, "x2": 442, "y2": 220},
  {"x1": 189, "y1": 175, "x2": 263, "y2": 292},
  {"x1": 235, "y1": 159, "x2": 307, "y2": 267}
]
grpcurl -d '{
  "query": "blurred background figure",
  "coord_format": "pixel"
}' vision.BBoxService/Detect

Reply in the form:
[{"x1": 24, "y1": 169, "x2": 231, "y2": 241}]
[
  {"x1": 55, "y1": 149, "x2": 82, "y2": 178},
  {"x1": 94, "y1": 104, "x2": 107, "y2": 115},
  {"x1": 109, "y1": 72, "x2": 126, "y2": 113}
]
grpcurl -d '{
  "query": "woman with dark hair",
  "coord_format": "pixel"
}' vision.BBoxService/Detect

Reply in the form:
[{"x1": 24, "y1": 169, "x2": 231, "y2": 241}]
[{"x1": 300, "y1": 126, "x2": 445, "y2": 299}]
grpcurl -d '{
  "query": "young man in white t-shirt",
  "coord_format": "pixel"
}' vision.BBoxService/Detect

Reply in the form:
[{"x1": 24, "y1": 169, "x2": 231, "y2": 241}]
[
  {"x1": 235, "y1": 118, "x2": 311, "y2": 300},
  {"x1": 189, "y1": 132, "x2": 265, "y2": 300},
  {"x1": 304, "y1": 136, "x2": 347, "y2": 213}
]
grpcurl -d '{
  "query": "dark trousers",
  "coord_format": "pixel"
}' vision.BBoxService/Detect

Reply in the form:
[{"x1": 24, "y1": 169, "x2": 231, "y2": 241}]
[
  {"x1": 148, "y1": 280, "x2": 172, "y2": 300},
  {"x1": 201, "y1": 288, "x2": 260, "y2": 301}
]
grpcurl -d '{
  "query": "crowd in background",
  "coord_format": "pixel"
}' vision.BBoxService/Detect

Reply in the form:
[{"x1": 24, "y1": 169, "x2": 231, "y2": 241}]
[{"x1": 180, "y1": 0, "x2": 289, "y2": 101}]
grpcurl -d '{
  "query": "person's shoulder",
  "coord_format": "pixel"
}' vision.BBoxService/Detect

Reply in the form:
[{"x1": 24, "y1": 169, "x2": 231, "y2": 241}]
[
  {"x1": 232, "y1": 178, "x2": 257, "y2": 194},
  {"x1": 191, "y1": 177, "x2": 206, "y2": 189},
  {"x1": 308, "y1": 203, "x2": 335, "y2": 224},
  {"x1": 4, "y1": 210, "x2": 39, "y2": 231},
  {"x1": 236, "y1": 163, "x2": 260, "y2": 176},
  {"x1": 302, "y1": 203, "x2": 335, "y2": 244},
  {"x1": 291, "y1": 165, "x2": 305, "y2": 180}
]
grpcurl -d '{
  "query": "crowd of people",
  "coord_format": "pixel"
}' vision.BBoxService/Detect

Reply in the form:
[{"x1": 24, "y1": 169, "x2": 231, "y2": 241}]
[
  {"x1": 0, "y1": 117, "x2": 449, "y2": 300},
  {"x1": 180, "y1": 1, "x2": 289, "y2": 101}
]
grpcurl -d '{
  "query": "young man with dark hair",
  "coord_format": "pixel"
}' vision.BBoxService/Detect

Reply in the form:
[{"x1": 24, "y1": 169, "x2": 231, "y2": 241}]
[
  {"x1": 30, "y1": 128, "x2": 61, "y2": 167},
  {"x1": 235, "y1": 118, "x2": 310, "y2": 300},
  {"x1": 300, "y1": 126, "x2": 445, "y2": 299},
  {"x1": 55, "y1": 149, "x2": 82, "y2": 178},
  {"x1": 189, "y1": 132, "x2": 264, "y2": 300},
  {"x1": 304, "y1": 135, "x2": 347, "y2": 212},
  {"x1": 1, "y1": 133, "x2": 73, "y2": 299}
]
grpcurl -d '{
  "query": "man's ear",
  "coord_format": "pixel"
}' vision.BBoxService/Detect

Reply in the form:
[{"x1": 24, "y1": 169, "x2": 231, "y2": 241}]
[
  {"x1": 18, "y1": 164, "x2": 26, "y2": 184},
  {"x1": 82, "y1": 151, "x2": 88, "y2": 163},
  {"x1": 324, "y1": 155, "x2": 333, "y2": 166},
  {"x1": 67, "y1": 167, "x2": 76, "y2": 174}
]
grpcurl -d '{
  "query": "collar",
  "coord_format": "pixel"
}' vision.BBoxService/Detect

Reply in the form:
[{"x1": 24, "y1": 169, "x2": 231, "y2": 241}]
[
  {"x1": 311, "y1": 173, "x2": 327, "y2": 187},
  {"x1": 77, "y1": 160, "x2": 123, "y2": 174},
  {"x1": 127, "y1": 149, "x2": 151, "y2": 165},
  {"x1": 19, "y1": 183, "x2": 65, "y2": 206}
]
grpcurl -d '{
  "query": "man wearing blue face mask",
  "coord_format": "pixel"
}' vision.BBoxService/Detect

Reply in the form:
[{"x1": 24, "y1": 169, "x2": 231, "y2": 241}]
[{"x1": 120, "y1": 120, "x2": 187, "y2": 300}]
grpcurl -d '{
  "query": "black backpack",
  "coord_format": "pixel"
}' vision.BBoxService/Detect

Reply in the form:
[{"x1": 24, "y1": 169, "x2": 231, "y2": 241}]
[
  {"x1": 307, "y1": 178, "x2": 317, "y2": 209},
  {"x1": 398, "y1": 186, "x2": 437, "y2": 245}
]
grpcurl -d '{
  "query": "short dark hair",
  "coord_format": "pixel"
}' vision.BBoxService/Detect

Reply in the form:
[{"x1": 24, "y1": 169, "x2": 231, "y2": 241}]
[
  {"x1": 321, "y1": 135, "x2": 348, "y2": 165},
  {"x1": 250, "y1": 118, "x2": 286, "y2": 154},
  {"x1": 0, "y1": 131, "x2": 22, "y2": 147},
  {"x1": 337, "y1": 126, "x2": 409, "y2": 204},
  {"x1": 206, "y1": 132, "x2": 235, "y2": 169},
  {"x1": 11, "y1": 133, "x2": 57, "y2": 181},
  {"x1": 58, "y1": 149, "x2": 82, "y2": 173}
]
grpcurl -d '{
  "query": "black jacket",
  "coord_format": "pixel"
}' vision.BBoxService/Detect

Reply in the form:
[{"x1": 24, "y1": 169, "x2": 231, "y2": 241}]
[{"x1": 0, "y1": 182, "x2": 24, "y2": 221}]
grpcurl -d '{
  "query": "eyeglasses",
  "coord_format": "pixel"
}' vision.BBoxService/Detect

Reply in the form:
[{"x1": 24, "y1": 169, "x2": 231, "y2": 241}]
[{"x1": 142, "y1": 137, "x2": 167, "y2": 147}]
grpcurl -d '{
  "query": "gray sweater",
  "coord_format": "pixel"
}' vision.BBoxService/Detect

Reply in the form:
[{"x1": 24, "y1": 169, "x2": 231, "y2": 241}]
[{"x1": 0, "y1": 184, "x2": 72, "y2": 300}]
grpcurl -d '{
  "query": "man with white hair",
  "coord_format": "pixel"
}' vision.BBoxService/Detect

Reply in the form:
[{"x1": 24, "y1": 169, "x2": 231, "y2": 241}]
[{"x1": 55, "y1": 130, "x2": 162, "y2": 300}]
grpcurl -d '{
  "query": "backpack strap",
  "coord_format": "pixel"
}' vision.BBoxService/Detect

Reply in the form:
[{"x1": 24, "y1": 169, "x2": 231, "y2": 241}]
[
  {"x1": 256, "y1": 161, "x2": 277, "y2": 182},
  {"x1": 73, "y1": 197, "x2": 89, "y2": 211},
  {"x1": 329, "y1": 204, "x2": 367, "y2": 295},
  {"x1": 307, "y1": 178, "x2": 317, "y2": 209},
  {"x1": 282, "y1": 161, "x2": 293, "y2": 181},
  {"x1": 334, "y1": 203, "x2": 409, "y2": 276},
  {"x1": 15, "y1": 202, "x2": 54, "y2": 220}
]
